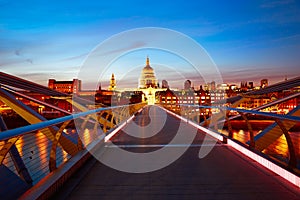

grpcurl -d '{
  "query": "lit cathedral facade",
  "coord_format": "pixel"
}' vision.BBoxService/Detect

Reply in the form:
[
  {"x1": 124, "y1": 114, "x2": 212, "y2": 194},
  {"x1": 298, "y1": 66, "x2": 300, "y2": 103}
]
[
  {"x1": 107, "y1": 56, "x2": 166, "y2": 105},
  {"x1": 139, "y1": 57, "x2": 158, "y2": 89}
]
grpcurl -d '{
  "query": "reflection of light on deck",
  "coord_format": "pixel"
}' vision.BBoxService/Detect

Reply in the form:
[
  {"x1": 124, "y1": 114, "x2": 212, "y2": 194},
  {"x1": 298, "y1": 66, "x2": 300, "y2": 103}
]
[
  {"x1": 0, "y1": 107, "x2": 12, "y2": 111},
  {"x1": 62, "y1": 149, "x2": 69, "y2": 162},
  {"x1": 0, "y1": 141, "x2": 9, "y2": 167},
  {"x1": 10, "y1": 131, "x2": 52, "y2": 184},
  {"x1": 82, "y1": 129, "x2": 91, "y2": 147},
  {"x1": 16, "y1": 135, "x2": 24, "y2": 157},
  {"x1": 36, "y1": 132, "x2": 50, "y2": 175},
  {"x1": 219, "y1": 128, "x2": 294, "y2": 165},
  {"x1": 35, "y1": 131, "x2": 51, "y2": 180},
  {"x1": 263, "y1": 134, "x2": 289, "y2": 159},
  {"x1": 1, "y1": 127, "x2": 101, "y2": 184}
]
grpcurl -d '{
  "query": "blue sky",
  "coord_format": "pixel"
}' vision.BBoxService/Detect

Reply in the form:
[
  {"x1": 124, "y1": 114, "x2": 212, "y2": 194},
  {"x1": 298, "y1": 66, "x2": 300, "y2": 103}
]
[{"x1": 1, "y1": 0, "x2": 300, "y2": 89}]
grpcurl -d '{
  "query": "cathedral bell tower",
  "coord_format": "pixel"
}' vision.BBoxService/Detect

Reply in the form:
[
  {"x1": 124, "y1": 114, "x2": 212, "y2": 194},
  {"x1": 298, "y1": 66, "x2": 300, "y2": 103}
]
[{"x1": 109, "y1": 73, "x2": 116, "y2": 91}]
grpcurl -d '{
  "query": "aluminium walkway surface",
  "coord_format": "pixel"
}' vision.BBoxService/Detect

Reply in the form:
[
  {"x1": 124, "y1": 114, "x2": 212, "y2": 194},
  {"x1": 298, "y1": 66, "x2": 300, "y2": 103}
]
[{"x1": 54, "y1": 106, "x2": 300, "y2": 200}]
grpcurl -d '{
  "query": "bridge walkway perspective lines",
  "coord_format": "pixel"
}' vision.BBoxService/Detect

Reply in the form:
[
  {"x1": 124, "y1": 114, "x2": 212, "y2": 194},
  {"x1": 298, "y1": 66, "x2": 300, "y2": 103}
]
[{"x1": 56, "y1": 106, "x2": 300, "y2": 200}]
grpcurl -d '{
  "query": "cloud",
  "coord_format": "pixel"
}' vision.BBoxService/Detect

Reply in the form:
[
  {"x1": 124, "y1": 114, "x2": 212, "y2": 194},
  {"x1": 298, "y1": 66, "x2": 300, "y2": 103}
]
[
  {"x1": 15, "y1": 49, "x2": 21, "y2": 56},
  {"x1": 16, "y1": 72, "x2": 47, "y2": 78},
  {"x1": 260, "y1": 0, "x2": 295, "y2": 8},
  {"x1": 58, "y1": 52, "x2": 89, "y2": 62},
  {"x1": 0, "y1": 57, "x2": 33, "y2": 67},
  {"x1": 95, "y1": 41, "x2": 147, "y2": 57},
  {"x1": 0, "y1": 59, "x2": 26, "y2": 67},
  {"x1": 219, "y1": 66, "x2": 300, "y2": 85},
  {"x1": 271, "y1": 34, "x2": 300, "y2": 42},
  {"x1": 13, "y1": 69, "x2": 82, "y2": 86},
  {"x1": 26, "y1": 59, "x2": 33, "y2": 64},
  {"x1": 0, "y1": 48, "x2": 33, "y2": 67}
]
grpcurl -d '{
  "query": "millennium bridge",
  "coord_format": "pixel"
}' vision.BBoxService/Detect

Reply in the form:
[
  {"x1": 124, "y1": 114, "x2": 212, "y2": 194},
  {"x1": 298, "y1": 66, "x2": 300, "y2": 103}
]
[{"x1": 0, "y1": 72, "x2": 299, "y2": 199}]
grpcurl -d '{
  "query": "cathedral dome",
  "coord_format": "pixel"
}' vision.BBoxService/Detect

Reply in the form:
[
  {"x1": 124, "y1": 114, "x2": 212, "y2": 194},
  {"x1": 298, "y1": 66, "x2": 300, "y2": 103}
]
[
  {"x1": 139, "y1": 57, "x2": 158, "y2": 89},
  {"x1": 143, "y1": 59, "x2": 154, "y2": 71}
]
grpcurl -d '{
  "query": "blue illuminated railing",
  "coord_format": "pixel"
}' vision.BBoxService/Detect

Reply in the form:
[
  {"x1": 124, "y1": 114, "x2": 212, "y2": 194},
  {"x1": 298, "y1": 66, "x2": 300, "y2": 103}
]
[
  {"x1": 173, "y1": 103, "x2": 300, "y2": 171},
  {"x1": 0, "y1": 105, "x2": 131, "y2": 141},
  {"x1": 0, "y1": 103, "x2": 146, "y2": 199},
  {"x1": 182, "y1": 104, "x2": 300, "y2": 122}
]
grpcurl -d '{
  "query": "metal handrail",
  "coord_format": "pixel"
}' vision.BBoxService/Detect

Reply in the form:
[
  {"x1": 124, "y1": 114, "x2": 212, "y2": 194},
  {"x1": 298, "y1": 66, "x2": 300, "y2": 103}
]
[
  {"x1": 176, "y1": 103, "x2": 300, "y2": 170},
  {"x1": 179, "y1": 104, "x2": 300, "y2": 122},
  {"x1": 0, "y1": 103, "x2": 144, "y2": 141}
]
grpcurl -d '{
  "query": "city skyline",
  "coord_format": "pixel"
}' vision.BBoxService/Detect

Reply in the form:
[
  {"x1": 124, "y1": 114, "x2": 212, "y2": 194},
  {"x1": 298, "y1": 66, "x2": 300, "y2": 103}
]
[
  {"x1": 1, "y1": 1, "x2": 300, "y2": 88},
  {"x1": 97, "y1": 56, "x2": 276, "y2": 90}
]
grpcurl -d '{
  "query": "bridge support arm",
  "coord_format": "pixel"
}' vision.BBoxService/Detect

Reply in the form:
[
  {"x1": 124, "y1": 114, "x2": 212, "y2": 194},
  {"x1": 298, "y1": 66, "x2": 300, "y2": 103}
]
[
  {"x1": 0, "y1": 116, "x2": 32, "y2": 184},
  {"x1": 275, "y1": 119, "x2": 297, "y2": 169},
  {"x1": 49, "y1": 120, "x2": 72, "y2": 172},
  {"x1": 238, "y1": 112, "x2": 255, "y2": 148}
]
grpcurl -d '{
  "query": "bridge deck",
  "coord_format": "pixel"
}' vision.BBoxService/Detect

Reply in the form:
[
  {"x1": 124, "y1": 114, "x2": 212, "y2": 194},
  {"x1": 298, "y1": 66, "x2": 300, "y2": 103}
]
[{"x1": 56, "y1": 106, "x2": 299, "y2": 200}]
